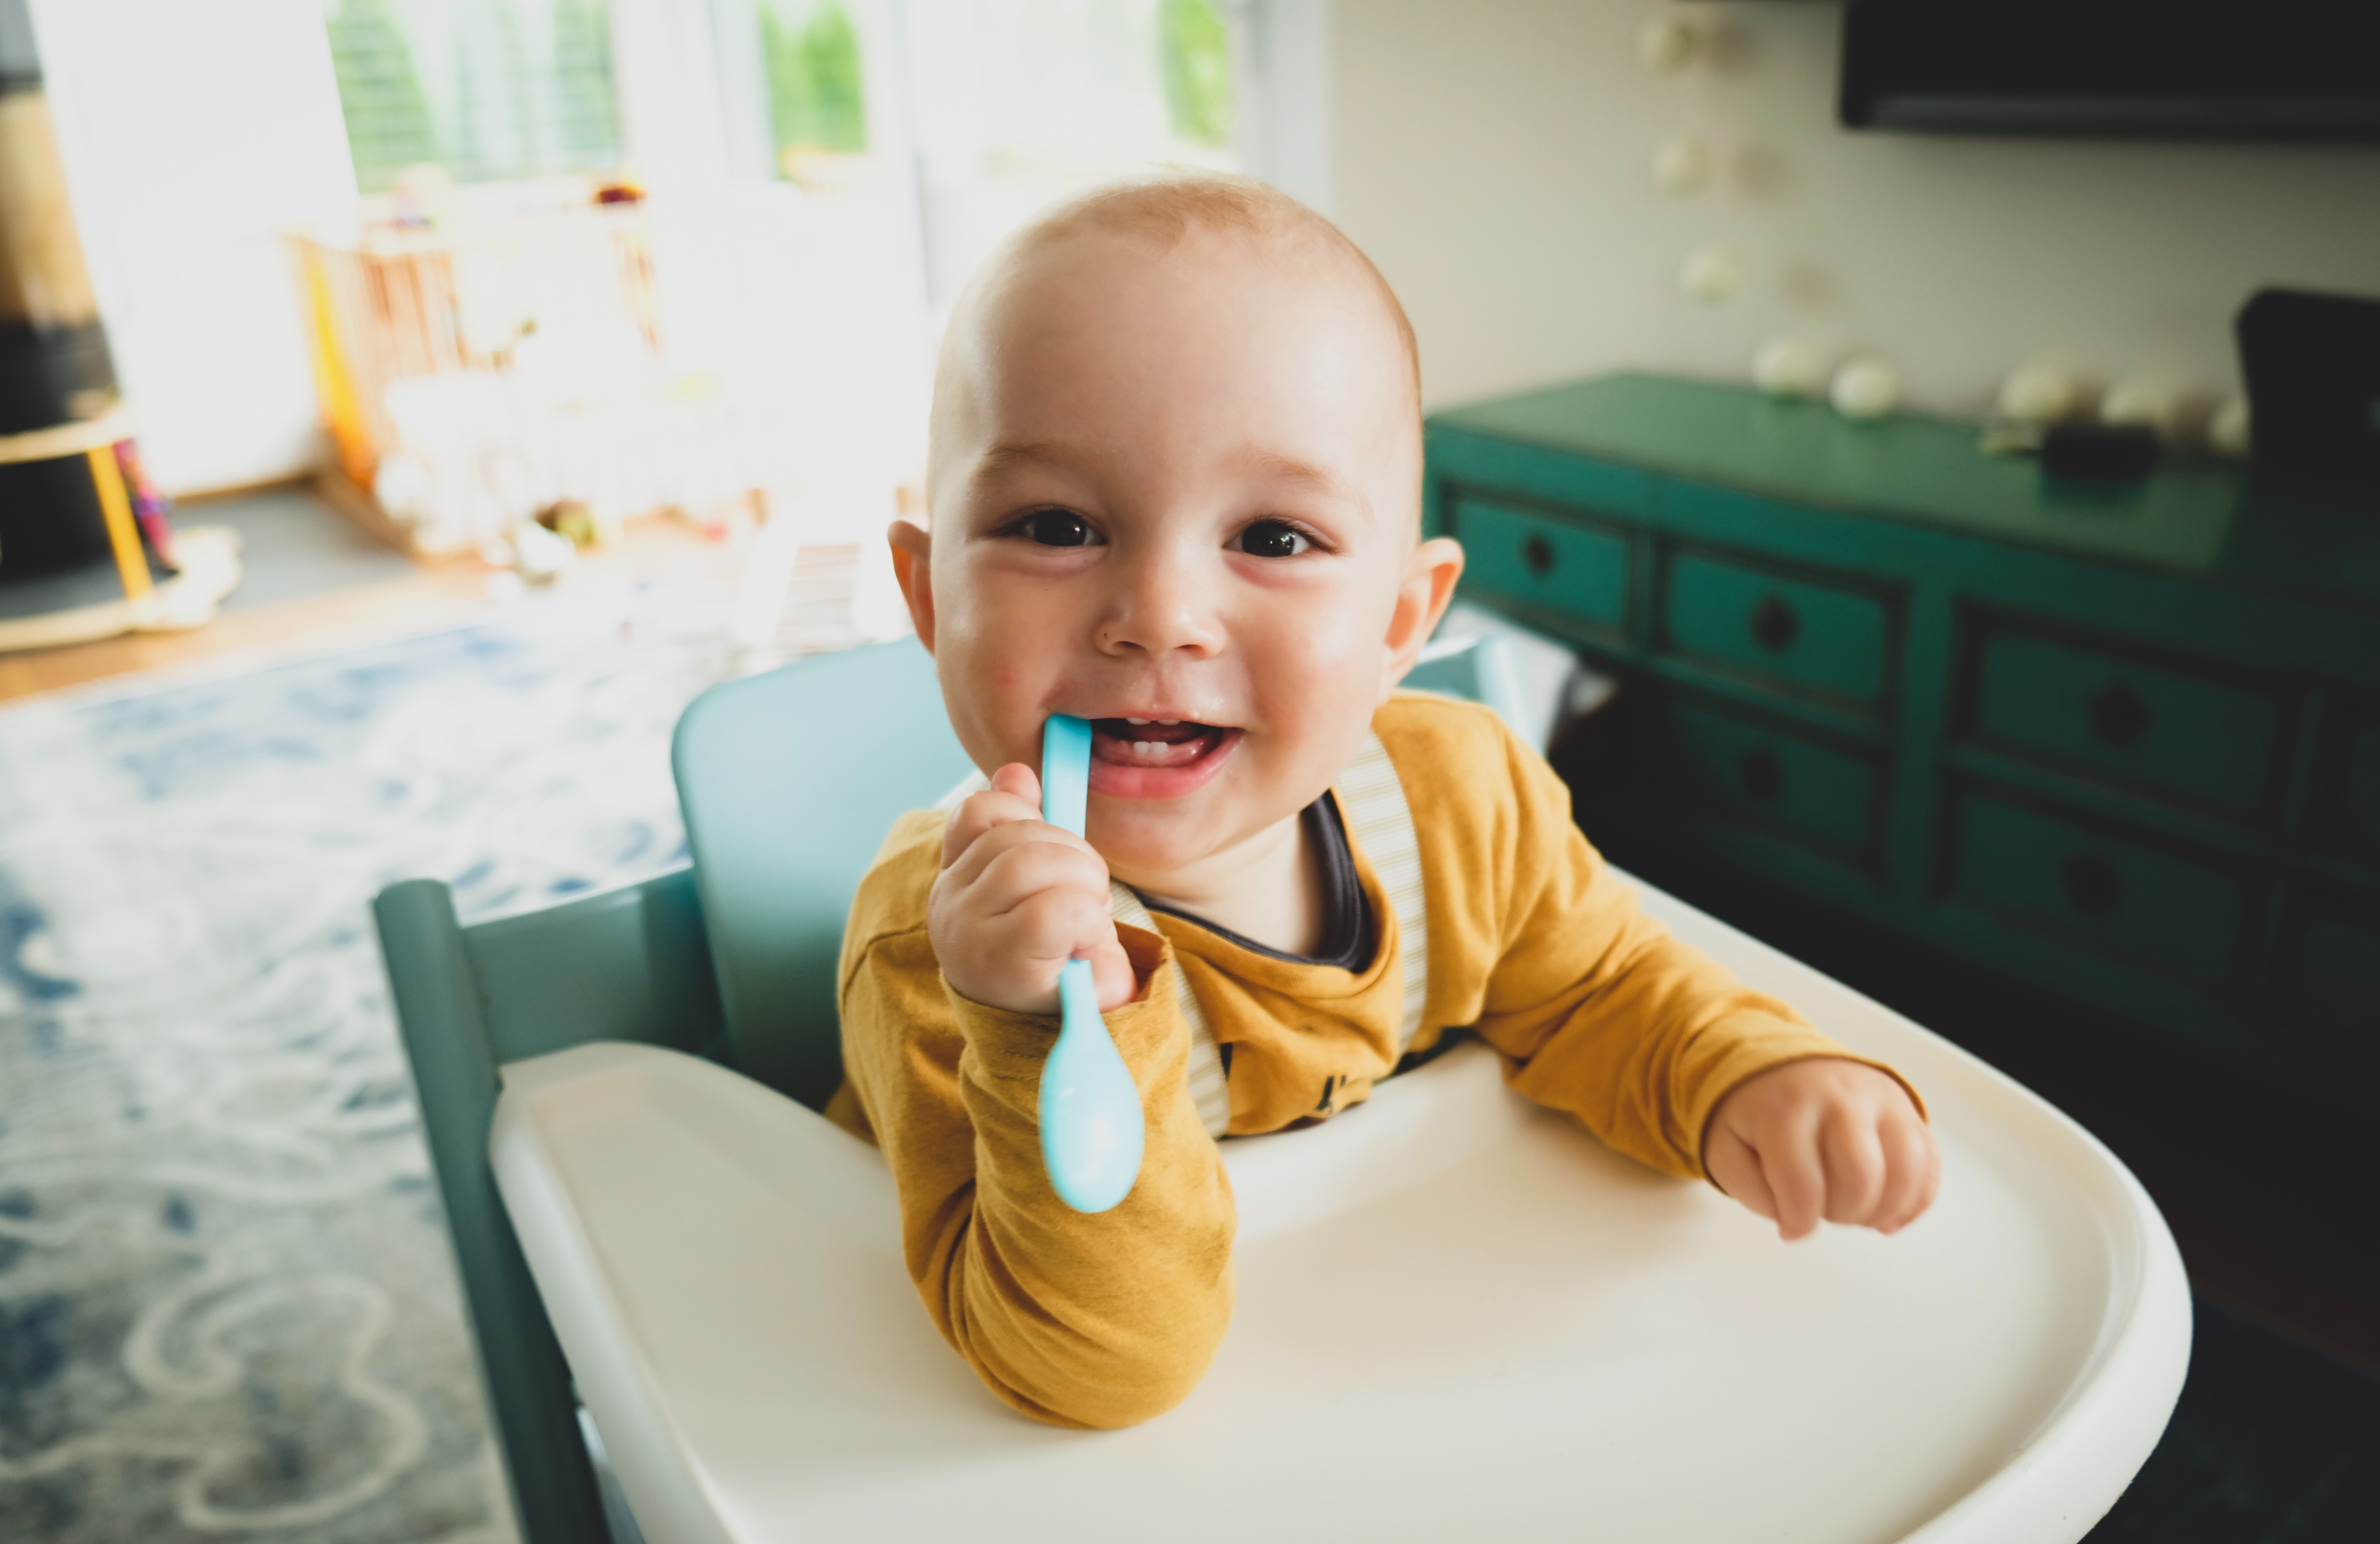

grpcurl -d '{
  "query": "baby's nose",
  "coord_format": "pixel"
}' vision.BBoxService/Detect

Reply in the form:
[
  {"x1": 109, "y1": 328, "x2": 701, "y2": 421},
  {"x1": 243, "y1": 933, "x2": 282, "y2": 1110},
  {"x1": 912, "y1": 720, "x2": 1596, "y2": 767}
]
[{"x1": 1096, "y1": 548, "x2": 1226, "y2": 657}]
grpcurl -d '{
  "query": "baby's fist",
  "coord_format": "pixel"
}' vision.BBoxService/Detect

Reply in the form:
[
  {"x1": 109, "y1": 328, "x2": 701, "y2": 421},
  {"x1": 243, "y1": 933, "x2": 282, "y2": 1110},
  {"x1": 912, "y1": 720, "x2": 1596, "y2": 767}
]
[
  {"x1": 1704, "y1": 1058, "x2": 1938, "y2": 1241},
  {"x1": 929, "y1": 762, "x2": 1137, "y2": 1017}
]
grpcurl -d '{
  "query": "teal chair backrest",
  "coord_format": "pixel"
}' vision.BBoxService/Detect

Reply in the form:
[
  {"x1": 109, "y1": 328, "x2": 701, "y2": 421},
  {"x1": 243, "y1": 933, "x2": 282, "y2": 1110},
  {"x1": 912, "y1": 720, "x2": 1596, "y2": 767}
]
[{"x1": 672, "y1": 639, "x2": 972, "y2": 1108}]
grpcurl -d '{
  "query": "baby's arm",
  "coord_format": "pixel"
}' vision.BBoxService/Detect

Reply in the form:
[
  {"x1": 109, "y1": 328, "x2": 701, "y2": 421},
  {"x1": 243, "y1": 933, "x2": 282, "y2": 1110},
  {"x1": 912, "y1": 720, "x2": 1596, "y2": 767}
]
[
  {"x1": 838, "y1": 775, "x2": 1234, "y2": 1428},
  {"x1": 1462, "y1": 722, "x2": 1936, "y2": 1237}
]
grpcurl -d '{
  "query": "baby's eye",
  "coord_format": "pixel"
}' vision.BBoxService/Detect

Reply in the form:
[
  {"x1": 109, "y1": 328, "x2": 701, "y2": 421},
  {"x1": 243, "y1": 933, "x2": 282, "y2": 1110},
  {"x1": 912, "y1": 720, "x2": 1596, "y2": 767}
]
[
  {"x1": 1016, "y1": 508, "x2": 1101, "y2": 547},
  {"x1": 1235, "y1": 519, "x2": 1312, "y2": 559}
]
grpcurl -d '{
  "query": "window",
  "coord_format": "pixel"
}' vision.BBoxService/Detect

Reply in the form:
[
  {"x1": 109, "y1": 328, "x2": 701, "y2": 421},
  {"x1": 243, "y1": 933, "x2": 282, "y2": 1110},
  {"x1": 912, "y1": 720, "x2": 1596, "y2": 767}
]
[
  {"x1": 760, "y1": 0, "x2": 869, "y2": 170},
  {"x1": 898, "y1": 0, "x2": 1240, "y2": 306},
  {"x1": 307, "y1": 0, "x2": 1281, "y2": 547},
  {"x1": 951, "y1": 0, "x2": 1236, "y2": 177},
  {"x1": 323, "y1": 0, "x2": 623, "y2": 190},
  {"x1": 1159, "y1": 0, "x2": 1234, "y2": 150}
]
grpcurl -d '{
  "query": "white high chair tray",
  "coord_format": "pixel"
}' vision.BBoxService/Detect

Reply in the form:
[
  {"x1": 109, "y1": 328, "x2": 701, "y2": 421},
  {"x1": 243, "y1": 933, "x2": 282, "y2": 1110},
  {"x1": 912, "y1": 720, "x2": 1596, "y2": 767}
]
[{"x1": 491, "y1": 874, "x2": 2189, "y2": 1544}]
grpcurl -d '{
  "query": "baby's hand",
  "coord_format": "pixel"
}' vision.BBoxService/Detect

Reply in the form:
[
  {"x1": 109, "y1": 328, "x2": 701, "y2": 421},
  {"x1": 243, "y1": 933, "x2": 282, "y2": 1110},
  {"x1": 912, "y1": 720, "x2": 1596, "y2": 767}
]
[
  {"x1": 1704, "y1": 1058, "x2": 1939, "y2": 1241},
  {"x1": 930, "y1": 763, "x2": 1138, "y2": 1017}
]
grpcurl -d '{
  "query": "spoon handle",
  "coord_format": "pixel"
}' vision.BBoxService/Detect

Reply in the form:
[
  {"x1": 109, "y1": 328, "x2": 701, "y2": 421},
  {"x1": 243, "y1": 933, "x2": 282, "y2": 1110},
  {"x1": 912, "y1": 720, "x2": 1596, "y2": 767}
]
[{"x1": 1037, "y1": 715, "x2": 1144, "y2": 1213}]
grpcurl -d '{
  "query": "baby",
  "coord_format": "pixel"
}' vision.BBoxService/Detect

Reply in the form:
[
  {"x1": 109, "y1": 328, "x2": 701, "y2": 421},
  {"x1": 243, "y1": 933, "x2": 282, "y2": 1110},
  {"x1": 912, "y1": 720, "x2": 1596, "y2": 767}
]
[{"x1": 827, "y1": 174, "x2": 1938, "y2": 1429}]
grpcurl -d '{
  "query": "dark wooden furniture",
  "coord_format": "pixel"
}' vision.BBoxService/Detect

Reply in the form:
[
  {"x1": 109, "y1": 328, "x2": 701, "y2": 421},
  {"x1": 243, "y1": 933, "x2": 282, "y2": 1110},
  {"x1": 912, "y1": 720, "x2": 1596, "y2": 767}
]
[{"x1": 1427, "y1": 372, "x2": 2380, "y2": 1112}]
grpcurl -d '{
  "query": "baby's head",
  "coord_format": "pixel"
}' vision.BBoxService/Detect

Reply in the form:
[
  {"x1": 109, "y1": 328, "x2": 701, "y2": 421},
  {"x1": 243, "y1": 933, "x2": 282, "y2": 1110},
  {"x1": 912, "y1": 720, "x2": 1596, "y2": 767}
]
[{"x1": 889, "y1": 174, "x2": 1463, "y2": 891}]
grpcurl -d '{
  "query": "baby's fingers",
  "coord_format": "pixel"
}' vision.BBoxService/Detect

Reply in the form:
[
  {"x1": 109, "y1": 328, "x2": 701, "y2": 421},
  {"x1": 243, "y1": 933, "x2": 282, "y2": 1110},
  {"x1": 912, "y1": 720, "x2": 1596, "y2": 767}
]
[
  {"x1": 1820, "y1": 1108, "x2": 1888, "y2": 1227},
  {"x1": 940, "y1": 764, "x2": 1045, "y2": 867},
  {"x1": 990, "y1": 885, "x2": 1119, "y2": 970},
  {"x1": 1705, "y1": 1126, "x2": 1778, "y2": 1224},
  {"x1": 1762, "y1": 1125, "x2": 1827, "y2": 1241},
  {"x1": 964, "y1": 833, "x2": 1111, "y2": 922},
  {"x1": 1873, "y1": 1113, "x2": 1942, "y2": 1234}
]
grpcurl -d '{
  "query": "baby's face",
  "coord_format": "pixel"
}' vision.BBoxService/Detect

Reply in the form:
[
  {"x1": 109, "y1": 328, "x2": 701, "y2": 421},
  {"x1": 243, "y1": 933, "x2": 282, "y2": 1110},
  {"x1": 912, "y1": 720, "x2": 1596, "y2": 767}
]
[{"x1": 900, "y1": 229, "x2": 1454, "y2": 887}]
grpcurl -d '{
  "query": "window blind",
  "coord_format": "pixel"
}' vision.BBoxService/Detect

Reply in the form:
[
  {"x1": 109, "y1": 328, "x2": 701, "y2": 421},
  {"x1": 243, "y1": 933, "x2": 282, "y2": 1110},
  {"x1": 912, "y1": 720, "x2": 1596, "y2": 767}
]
[{"x1": 324, "y1": 0, "x2": 622, "y2": 190}]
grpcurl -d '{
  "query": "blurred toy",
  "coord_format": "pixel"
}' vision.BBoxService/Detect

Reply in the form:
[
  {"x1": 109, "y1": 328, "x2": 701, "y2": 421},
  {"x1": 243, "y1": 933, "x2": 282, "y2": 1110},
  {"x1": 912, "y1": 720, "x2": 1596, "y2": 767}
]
[
  {"x1": 1997, "y1": 362, "x2": 2093, "y2": 425},
  {"x1": 537, "y1": 499, "x2": 599, "y2": 548},
  {"x1": 112, "y1": 437, "x2": 177, "y2": 567},
  {"x1": 2100, "y1": 376, "x2": 2203, "y2": 447},
  {"x1": 391, "y1": 163, "x2": 458, "y2": 228}
]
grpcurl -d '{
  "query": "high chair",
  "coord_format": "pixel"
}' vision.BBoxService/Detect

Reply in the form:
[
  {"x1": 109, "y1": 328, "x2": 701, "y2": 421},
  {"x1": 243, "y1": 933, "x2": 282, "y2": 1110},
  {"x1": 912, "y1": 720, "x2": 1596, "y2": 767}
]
[{"x1": 375, "y1": 636, "x2": 2189, "y2": 1544}]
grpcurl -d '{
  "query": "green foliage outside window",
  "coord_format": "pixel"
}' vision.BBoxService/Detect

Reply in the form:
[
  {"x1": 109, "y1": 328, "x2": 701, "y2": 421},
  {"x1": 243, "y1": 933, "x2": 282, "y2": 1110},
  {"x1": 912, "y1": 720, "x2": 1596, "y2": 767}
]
[
  {"x1": 551, "y1": 0, "x2": 623, "y2": 168},
  {"x1": 763, "y1": 0, "x2": 868, "y2": 159},
  {"x1": 325, "y1": 0, "x2": 624, "y2": 191},
  {"x1": 328, "y1": 0, "x2": 437, "y2": 184},
  {"x1": 1159, "y1": 0, "x2": 1231, "y2": 148},
  {"x1": 451, "y1": 0, "x2": 534, "y2": 182}
]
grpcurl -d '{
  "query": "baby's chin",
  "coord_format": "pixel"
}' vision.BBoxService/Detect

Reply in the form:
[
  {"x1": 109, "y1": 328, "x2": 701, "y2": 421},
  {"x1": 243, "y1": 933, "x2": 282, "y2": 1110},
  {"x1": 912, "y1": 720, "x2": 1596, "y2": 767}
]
[
  {"x1": 1090, "y1": 822, "x2": 1234, "y2": 887},
  {"x1": 1088, "y1": 798, "x2": 1297, "y2": 890}
]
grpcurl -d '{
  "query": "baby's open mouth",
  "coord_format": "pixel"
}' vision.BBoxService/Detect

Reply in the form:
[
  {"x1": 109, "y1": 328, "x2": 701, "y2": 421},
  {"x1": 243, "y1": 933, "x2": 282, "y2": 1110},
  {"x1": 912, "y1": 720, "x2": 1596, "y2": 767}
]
[{"x1": 1090, "y1": 718, "x2": 1234, "y2": 769}]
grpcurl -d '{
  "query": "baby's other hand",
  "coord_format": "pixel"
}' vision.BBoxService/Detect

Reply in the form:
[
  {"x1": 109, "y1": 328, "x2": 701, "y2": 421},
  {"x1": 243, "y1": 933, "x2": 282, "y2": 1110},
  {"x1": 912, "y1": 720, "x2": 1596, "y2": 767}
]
[
  {"x1": 930, "y1": 763, "x2": 1138, "y2": 1017},
  {"x1": 1704, "y1": 1058, "x2": 1939, "y2": 1241}
]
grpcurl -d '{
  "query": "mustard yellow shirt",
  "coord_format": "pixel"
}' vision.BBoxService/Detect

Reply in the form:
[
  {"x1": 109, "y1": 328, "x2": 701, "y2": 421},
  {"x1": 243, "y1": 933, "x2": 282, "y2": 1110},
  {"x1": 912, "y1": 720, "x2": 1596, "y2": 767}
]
[{"x1": 830, "y1": 694, "x2": 1907, "y2": 1429}]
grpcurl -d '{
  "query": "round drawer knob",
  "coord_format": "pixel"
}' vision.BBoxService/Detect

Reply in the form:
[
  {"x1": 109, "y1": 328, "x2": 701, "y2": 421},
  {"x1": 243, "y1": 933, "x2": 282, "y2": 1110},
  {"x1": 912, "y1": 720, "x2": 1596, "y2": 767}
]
[
  {"x1": 2086, "y1": 683, "x2": 2153, "y2": 749},
  {"x1": 1522, "y1": 534, "x2": 1555, "y2": 577},
  {"x1": 2060, "y1": 852, "x2": 2123, "y2": 916},
  {"x1": 1750, "y1": 595, "x2": 1799, "y2": 652},
  {"x1": 1738, "y1": 747, "x2": 1785, "y2": 802}
]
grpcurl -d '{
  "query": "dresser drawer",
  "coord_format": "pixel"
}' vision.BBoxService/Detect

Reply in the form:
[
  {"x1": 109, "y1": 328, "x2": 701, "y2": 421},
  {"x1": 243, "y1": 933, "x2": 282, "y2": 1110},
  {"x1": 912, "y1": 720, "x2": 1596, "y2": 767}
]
[
  {"x1": 1452, "y1": 496, "x2": 1629, "y2": 634},
  {"x1": 2282, "y1": 894, "x2": 2380, "y2": 1054},
  {"x1": 1651, "y1": 698, "x2": 1881, "y2": 862},
  {"x1": 1661, "y1": 551, "x2": 1891, "y2": 707},
  {"x1": 1946, "y1": 790, "x2": 2251, "y2": 989},
  {"x1": 1969, "y1": 627, "x2": 2286, "y2": 820},
  {"x1": 2331, "y1": 708, "x2": 2380, "y2": 860}
]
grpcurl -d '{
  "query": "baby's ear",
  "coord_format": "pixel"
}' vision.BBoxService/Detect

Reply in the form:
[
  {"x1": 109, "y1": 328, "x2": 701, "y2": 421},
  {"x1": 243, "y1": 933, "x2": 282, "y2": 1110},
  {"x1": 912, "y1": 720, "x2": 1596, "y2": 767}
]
[
  {"x1": 1379, "y1": 537, "x2": 1466, "y2": 699},
  {"x1": 888, "y1": 520, "x2": 937, "y2": 652}
]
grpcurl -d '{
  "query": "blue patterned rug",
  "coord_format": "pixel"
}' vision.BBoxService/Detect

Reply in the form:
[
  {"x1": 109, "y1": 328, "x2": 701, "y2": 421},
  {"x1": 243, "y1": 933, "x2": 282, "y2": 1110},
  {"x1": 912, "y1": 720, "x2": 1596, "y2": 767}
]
[{"x1": 0, "y1": 594, "x2": 731, "y2": 1542}]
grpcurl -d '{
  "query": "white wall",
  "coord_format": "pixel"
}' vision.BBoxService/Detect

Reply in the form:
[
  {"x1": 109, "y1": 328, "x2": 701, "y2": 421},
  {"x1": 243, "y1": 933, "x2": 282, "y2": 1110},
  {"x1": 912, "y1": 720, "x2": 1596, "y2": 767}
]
[
  {"x1": 1332, "y1": 0, "x2": 2380, "y2": 419},
  {"x1": 31, "y1": 0, "x2": 356, "y2": 495}
]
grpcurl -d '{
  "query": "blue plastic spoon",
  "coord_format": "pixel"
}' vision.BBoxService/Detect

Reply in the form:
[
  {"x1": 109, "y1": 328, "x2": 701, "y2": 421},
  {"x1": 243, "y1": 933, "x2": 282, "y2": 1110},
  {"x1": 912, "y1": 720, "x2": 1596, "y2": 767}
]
[{"x1": 1037, "y1": 713, "x2": 1145, "y2": 1213}]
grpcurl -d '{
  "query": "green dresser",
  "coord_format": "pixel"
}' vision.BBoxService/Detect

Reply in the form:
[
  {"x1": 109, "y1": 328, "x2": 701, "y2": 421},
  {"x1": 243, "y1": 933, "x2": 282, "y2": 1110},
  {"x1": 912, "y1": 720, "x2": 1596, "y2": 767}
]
[{"x1": 1427, "y1": 373, "x2": 2380, "y2": 1111}]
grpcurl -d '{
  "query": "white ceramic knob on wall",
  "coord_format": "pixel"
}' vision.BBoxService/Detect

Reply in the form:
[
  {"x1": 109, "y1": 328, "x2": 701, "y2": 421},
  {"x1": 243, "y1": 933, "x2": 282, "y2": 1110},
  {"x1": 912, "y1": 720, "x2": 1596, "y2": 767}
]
[
  {"x1": 1652, "y1": 137, "x2": 1715, "y2": 197},
  {"x1": 1639, "y1": 12, "x2": 1704, "y2": 74},
  {"x1": 1680, "y1": 245, "x2": 1744, "y2": 305},
  {"x1": 1753, "y1": 337, "x2": 1830, "y2": 397}
]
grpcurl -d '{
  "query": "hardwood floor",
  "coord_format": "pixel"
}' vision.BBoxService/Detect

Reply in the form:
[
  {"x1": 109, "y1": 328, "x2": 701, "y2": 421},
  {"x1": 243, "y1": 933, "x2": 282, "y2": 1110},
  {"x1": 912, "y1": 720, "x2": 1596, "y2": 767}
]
[{"x1": 0, "y1": 495, "x2": 742, "y2": 705}]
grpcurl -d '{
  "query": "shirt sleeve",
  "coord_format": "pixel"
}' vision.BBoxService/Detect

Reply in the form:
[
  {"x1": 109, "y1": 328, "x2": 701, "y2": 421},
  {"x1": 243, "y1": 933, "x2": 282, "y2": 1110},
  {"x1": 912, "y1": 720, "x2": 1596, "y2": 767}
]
[
  {"x1": 838, "y1": 914, "x2": 1236, "y2": 1429},
  {"x1": 1463, "y1": 721, "x2": 1920, "y2": 1180}
]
